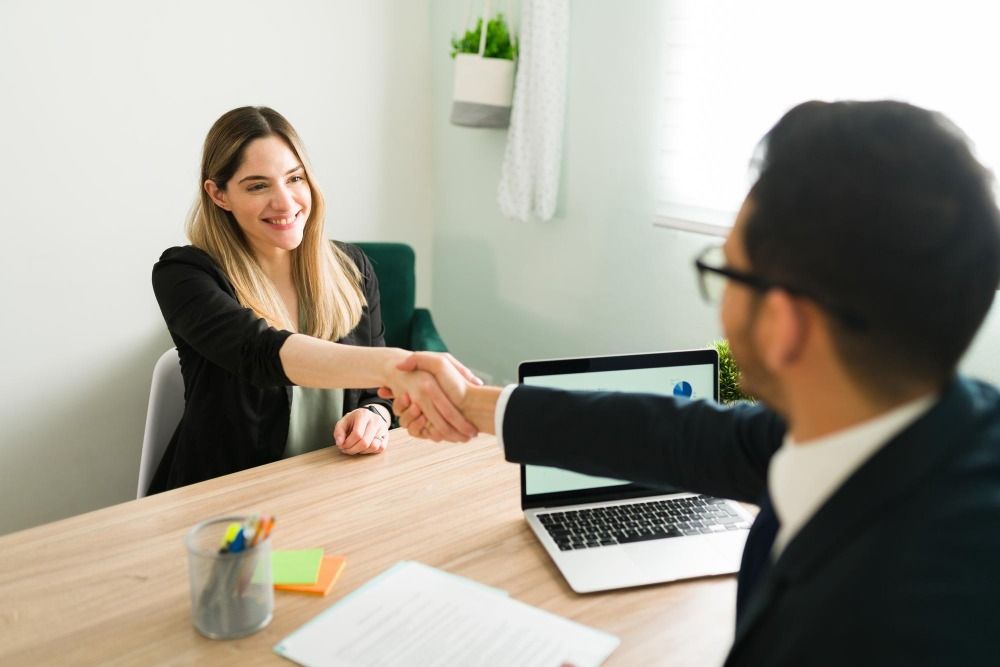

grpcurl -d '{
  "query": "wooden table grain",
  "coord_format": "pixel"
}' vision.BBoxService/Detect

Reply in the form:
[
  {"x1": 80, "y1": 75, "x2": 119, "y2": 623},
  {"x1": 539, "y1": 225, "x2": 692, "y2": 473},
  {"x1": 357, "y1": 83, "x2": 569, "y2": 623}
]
[{"x1": 0, "y1": 430, "x2": 736, "y2": 666}]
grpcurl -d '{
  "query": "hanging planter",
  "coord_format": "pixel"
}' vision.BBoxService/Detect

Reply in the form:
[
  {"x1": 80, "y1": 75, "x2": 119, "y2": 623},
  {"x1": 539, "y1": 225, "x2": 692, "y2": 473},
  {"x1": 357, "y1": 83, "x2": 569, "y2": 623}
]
[{"x1": 450, "y1": 2, "x2": 518, "y2": 128}]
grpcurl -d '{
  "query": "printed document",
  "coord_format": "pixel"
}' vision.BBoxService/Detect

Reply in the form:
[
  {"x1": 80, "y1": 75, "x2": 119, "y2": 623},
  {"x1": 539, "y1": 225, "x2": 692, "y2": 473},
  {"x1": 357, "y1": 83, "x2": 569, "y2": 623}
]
[{"x1": 274, "y1": 561, "x2": 619, "y2": 666}]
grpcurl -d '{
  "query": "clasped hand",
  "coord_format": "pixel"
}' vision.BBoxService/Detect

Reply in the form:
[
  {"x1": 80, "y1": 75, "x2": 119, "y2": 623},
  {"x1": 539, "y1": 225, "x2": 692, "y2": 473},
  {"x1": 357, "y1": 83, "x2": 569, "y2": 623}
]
[{"x1": 377, "y1": 352, "x2": 480, "y2": 442}]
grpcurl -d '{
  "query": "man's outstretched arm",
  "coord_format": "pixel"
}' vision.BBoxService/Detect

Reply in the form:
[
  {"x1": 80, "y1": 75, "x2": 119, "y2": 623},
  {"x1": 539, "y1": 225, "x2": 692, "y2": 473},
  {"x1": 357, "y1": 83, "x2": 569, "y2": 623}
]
[{"x1": 383, "y1": 352, "x2": 784, "y2": 503}]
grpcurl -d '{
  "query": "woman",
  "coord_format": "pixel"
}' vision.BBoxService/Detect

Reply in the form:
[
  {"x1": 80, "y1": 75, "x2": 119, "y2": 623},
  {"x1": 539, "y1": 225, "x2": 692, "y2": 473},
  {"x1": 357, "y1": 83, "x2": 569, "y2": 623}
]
[{"x1": 150, "y1": 106, "x2": 476, "y2": 492}]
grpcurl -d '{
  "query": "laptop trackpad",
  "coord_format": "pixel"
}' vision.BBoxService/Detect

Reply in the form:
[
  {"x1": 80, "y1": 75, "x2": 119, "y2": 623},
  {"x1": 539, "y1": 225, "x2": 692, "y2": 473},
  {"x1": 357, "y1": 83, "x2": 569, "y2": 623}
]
[{"x1": 625, "y1": 535, "x2": 737, "y2": 580}]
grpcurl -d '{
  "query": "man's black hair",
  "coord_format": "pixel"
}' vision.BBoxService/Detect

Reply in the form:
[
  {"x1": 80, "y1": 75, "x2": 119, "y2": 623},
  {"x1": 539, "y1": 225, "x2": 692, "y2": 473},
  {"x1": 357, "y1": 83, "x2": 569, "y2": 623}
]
[{"x1": 745, "y1": 100, "x2": 1000, "y2": 396}]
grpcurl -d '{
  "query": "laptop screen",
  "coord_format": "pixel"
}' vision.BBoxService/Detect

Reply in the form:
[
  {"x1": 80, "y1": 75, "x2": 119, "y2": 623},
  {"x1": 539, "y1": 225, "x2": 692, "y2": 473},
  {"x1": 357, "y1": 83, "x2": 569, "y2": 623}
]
[{"x1": 518, "y1": 349, "x2": 718, "y2": 509}]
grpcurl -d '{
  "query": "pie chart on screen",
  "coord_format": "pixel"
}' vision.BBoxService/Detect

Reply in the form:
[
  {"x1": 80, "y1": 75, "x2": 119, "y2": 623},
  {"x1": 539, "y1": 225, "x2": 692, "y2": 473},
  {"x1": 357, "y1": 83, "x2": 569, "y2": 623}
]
[{"x1": 673, "y1": 381, "x2": 693, "y2": 398}]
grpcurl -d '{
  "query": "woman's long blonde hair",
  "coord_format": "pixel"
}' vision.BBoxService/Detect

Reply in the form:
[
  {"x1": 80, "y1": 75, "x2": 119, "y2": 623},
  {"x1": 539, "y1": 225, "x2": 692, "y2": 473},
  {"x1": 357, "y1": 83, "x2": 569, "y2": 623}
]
[{"x1": 188, "y1": 106, "x2": 365, "y2": 340}]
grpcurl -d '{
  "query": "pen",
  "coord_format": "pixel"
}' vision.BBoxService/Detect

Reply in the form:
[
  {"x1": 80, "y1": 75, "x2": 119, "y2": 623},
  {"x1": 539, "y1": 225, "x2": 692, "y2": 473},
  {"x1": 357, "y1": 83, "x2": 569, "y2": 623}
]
[
  {"x1": 237, "y1": 514, "x2": 275, "y2": 595},
  {"x1": 219, "y1": 522, "x2": 242, "y2": 554},
  {"x1": 251, "y1": 515, "x2": 274, "y2": 547},
  {"x1": 229, "y1": 528, "x2": 246, "y2": 554},
  {"x1": 263, "y1": 517, "x2": 275, "y2": 544},
  {"x1": 245, "y1": 515, "x2": 263, "y2": 548}
]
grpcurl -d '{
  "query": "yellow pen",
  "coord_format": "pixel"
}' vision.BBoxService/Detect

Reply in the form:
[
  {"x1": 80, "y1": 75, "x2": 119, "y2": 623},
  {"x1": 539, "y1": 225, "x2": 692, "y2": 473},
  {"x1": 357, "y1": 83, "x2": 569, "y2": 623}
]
[{"x1": 220, "y1": 522, "x2": 242, "y2": 553}]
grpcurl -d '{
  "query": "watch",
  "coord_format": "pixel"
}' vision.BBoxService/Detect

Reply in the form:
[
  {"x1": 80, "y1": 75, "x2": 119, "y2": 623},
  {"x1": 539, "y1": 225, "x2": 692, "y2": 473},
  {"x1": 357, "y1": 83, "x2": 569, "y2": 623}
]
[{"x1": 362, "y1": 404, "x2": 388, "y2": 424}]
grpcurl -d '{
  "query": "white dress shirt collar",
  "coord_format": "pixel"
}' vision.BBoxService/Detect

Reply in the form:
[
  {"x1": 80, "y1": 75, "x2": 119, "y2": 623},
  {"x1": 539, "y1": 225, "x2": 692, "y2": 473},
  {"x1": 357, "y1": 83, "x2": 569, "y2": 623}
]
[{"x1": 768, "y1": 394, "x2": 937, "y2": 556}]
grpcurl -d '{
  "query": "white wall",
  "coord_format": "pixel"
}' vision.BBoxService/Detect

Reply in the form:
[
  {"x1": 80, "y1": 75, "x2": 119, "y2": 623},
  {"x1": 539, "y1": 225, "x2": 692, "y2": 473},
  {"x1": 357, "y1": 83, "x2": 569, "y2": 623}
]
[
  {"x1": 428, "y1": 0, "x2": 721, "y2": 385},
  {"x1": 0, "y1": 0, "x2": 433, "y2": 535},
  {"x1": 427, "y1": 0, "x2": 1000, "y2": 389}
]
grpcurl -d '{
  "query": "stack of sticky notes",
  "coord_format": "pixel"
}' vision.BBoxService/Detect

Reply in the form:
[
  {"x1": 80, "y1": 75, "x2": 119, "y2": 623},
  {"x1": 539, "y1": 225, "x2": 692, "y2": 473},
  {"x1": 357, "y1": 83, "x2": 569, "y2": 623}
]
[{"x1": 272, "y1": 549, "x2": 346, "y2": 596}]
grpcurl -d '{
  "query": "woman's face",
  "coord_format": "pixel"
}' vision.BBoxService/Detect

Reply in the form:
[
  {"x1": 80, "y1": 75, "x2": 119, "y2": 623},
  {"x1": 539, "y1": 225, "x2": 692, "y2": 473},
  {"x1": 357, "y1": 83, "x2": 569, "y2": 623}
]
[{"x1": 206, "y1": 135, "x2": 312, "y2": 258}]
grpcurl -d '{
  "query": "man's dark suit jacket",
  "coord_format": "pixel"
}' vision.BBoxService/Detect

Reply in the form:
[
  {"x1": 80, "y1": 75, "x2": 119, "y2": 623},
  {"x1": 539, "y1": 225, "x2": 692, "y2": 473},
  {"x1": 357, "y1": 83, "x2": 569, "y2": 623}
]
[
  {"x1": 149, "y1": 242, "x2": 391, "y2": 493},
  {"x1": 503, "y1": 377, "x2": 1000, "y2": 664}
]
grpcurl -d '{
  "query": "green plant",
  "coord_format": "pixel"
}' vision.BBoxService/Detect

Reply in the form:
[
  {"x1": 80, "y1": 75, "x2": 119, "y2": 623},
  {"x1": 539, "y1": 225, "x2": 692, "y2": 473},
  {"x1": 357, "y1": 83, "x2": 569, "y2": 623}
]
[
  {"x1": 450, "y1": 13, "x2": 518, "y2": 60},
  {"x1": 712, "y1": 339, "x2": 756, "y2": 405}
]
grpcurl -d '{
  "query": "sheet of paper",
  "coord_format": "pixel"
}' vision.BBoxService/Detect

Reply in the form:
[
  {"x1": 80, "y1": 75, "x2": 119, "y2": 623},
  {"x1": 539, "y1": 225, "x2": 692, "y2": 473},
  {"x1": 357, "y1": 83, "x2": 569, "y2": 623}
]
[
  {"x1": 275, "y1": 555, "x2": 347, "y2": 596},
  {"x1": 271, "y1": 549, "x2": 325, "y2": 585},
  {"x1": 273, "y1": 561, "x2": 619, "y2": 667}
]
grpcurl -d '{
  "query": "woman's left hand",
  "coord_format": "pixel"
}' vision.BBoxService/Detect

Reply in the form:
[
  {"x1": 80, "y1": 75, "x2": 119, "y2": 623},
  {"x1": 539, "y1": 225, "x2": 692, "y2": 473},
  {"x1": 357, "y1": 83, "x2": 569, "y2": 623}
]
[{"x1": 333, "y1": 408, "x2": 389, "y2": 455}]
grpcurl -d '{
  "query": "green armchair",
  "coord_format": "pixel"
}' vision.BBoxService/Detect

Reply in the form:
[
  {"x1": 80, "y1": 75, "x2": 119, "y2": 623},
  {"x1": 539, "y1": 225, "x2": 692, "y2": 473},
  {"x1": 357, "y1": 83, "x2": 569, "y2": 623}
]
[{"x1": 353, "y1": 242, "x2": 448, "y2": 352}]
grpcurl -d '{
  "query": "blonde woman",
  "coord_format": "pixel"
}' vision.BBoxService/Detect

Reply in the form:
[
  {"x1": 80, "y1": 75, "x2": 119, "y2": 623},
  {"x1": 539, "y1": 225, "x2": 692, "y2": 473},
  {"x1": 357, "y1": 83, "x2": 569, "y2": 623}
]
[{"x1": 150, "y1": 106, "x2": 477, "y2": 492}]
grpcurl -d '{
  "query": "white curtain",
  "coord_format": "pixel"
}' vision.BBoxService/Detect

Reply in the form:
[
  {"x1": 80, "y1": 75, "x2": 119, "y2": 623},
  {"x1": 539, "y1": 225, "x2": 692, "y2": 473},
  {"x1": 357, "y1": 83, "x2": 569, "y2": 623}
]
[{"x1": 497, "y1": 0, "x2": 569, "y2": 222}]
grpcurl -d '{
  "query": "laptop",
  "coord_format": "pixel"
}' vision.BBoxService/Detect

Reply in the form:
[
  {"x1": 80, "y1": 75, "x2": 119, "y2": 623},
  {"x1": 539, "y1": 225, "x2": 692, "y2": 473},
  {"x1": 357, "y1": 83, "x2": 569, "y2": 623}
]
[{"x1": 519, "y1": 349, "x2": 753, "y2": 593}]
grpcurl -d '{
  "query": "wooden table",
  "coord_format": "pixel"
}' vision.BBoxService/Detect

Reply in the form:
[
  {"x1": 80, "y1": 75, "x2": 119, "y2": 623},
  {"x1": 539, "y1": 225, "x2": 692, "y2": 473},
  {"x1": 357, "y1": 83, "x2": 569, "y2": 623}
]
[{"x1": 0, "y1": 430, "x2": 737, "y2": 666}]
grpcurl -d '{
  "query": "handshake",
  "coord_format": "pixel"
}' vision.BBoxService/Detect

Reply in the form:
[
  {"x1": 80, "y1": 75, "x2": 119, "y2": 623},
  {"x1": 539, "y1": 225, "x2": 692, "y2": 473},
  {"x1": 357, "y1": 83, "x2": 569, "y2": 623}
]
[{"x1": 377, "y1": 351, "x2": 498, "y2": 442}]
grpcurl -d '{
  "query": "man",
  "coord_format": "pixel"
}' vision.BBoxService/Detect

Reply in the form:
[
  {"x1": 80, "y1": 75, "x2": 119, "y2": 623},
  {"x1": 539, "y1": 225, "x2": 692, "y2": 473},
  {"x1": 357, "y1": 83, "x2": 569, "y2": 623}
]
[{"x1": 388, "y1": 101, "x2": 1000, "y2": 664}]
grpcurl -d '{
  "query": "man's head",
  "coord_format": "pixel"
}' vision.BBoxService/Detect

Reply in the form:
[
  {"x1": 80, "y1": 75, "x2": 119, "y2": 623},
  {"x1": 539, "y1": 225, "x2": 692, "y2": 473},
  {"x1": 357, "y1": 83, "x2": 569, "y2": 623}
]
[{"x1": 724, "y1": 100, "x2": 1000, "y2": 405}]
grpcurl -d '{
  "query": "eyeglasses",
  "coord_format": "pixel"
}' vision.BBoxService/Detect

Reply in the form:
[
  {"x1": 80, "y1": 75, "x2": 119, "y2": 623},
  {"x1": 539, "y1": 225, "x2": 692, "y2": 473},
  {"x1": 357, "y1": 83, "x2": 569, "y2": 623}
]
[
  {"x1": 693, "y1": 245, "x2": 867, "y2": 329},
  {"x1": 694, "y1": 245, "x2": 774, "y2": 304}
]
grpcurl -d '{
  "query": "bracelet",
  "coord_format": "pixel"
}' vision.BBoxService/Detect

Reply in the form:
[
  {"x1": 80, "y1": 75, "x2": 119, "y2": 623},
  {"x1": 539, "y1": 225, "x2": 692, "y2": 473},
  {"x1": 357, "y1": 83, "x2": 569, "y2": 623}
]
[{"x1": 362, "y1": 404, "x2": 389, "y2": 424}]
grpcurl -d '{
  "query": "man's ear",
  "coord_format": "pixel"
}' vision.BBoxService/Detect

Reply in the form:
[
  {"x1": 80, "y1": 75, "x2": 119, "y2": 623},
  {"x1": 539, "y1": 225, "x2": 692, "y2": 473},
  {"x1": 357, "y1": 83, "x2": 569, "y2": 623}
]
[
  {"x1": 204, "y1": 179, "x2": 231, "y2": 211},
  {"x1": 755, "y1": 289, "x2": 808, "y2": 372}
]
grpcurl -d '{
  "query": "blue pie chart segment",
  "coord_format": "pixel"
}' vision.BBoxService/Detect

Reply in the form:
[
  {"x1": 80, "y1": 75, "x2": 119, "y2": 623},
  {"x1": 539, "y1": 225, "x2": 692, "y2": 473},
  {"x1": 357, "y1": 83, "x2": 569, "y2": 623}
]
[{"x1": 673, "y1": 381, "x2": 693, "y2": 398}]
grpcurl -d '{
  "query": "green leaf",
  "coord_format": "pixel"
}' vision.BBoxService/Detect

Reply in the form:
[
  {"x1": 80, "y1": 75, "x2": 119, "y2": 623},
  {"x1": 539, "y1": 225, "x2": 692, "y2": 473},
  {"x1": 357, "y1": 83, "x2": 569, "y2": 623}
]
[
  {"x1": 712, "y1": 339, "x2": 757, "y2": 405},
  {"x1": 449, "y1": 13, "x2": 518, "y2": 60}
]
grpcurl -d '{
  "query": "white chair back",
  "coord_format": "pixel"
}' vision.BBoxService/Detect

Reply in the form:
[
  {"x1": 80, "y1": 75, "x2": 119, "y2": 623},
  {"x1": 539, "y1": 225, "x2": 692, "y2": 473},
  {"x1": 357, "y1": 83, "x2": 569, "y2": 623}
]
[{"x1": 138, "y1": 348, "x2": 184, "y2": 498}]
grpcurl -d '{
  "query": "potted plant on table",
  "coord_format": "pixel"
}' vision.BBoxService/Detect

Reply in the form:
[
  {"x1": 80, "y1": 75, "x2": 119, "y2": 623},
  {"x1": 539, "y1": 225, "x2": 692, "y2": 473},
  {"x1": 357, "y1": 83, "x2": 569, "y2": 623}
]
[{"x1": 450, "y1": 12, "x2": 518, "y2": 128}]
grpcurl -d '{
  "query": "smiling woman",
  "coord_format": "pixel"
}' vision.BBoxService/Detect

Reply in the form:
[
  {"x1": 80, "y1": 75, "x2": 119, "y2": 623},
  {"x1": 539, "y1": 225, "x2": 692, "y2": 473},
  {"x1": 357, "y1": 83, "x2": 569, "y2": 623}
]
[
  {"x1": 191, "y1": 109, "x2": 365, "y2": 341},
  {"x1": 149, "y1": 107, "x2": 480, "y2": 492},
  {"x1": 208, "y1": 140, "x2": 312, "y2": 258}
]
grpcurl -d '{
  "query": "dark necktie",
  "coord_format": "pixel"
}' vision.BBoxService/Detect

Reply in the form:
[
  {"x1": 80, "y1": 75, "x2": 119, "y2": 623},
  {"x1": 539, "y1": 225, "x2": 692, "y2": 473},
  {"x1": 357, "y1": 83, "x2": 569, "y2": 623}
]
[{"x1": 735, "y1": 493, "x2": 780, "y2": 622}]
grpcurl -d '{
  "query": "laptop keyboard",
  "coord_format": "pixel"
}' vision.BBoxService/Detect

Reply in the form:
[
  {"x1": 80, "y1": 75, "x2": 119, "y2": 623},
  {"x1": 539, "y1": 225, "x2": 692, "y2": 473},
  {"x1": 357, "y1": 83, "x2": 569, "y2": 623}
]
[{"x1": 537, "y1": 495, "x2": 751, "y2": 551}]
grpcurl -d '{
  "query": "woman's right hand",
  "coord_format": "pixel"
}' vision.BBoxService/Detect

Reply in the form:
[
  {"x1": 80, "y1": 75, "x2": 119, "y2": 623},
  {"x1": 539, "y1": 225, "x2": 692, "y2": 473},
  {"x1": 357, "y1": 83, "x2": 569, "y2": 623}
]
[{"x1": 380, "y1": 352, "x2": 481, "y2": 442}]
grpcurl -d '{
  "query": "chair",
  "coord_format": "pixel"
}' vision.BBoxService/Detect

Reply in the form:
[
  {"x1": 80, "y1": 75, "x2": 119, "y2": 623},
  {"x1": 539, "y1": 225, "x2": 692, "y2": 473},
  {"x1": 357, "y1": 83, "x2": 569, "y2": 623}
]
[
  {"x1": 138, "y1": 348, "x2": 184, "y2": 498},
  {"x1": 353, "y1": 242, "x2": 448, "y2": 351}
]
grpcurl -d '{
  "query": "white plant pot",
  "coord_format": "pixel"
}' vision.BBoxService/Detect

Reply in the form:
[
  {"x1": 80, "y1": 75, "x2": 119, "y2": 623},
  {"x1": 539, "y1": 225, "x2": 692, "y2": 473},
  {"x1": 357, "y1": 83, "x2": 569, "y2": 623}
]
[{"x1": 451, "y1": 53, "x2": 515, "y2": 128}]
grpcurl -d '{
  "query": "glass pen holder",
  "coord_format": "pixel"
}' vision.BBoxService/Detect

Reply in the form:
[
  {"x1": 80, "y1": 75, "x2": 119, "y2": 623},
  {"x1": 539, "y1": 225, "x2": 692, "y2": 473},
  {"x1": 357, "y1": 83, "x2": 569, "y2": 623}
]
[{"x1": 185, "y1": 516, "x2": 273, "y2": 639}]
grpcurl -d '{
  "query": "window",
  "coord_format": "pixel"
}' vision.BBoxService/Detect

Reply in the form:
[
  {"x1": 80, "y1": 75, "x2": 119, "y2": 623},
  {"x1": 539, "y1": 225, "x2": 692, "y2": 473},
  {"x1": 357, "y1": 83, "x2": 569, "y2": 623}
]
[{"x1": 655, "y1": 0, "x2": 1000, "y2": 235}]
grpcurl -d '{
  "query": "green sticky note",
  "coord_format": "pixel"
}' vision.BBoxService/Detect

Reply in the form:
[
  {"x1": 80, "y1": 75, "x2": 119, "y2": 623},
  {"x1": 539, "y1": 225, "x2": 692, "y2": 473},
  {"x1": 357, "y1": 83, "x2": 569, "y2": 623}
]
[{"x1": 271, "y1": 549, "x2": 325, "y2": 585}]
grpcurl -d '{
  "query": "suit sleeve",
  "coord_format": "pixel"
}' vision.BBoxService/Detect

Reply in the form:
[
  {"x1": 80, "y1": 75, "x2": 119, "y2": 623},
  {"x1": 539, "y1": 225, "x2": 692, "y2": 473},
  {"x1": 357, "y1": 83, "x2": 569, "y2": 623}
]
[
  {"x1": 152, "y1": 251, "x2": 294, "y2": 388},
  {"x1": 502, "y1": 385, "x2": 785, "y2": 503}
]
